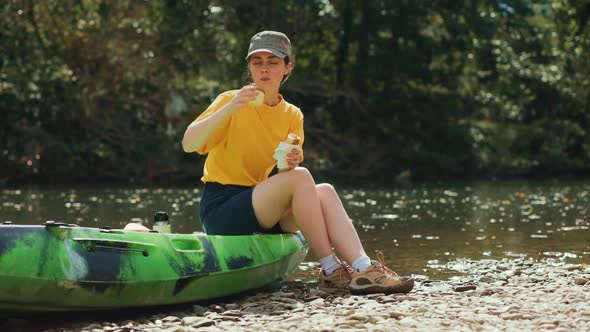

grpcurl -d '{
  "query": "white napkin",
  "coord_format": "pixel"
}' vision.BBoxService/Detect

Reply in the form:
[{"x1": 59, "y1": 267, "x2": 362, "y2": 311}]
[{"x1": 274, "y1": 142, "x2": 300, "y2": 169}]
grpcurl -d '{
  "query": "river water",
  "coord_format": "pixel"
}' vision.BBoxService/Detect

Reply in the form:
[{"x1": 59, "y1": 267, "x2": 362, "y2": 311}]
[{"x1": 1, "y1": 180, "x2": 588, "y2": 280}]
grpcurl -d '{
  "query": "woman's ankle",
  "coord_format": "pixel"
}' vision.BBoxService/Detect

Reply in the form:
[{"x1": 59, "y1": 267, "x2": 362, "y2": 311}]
[
  {"x1": 351, "y1": 255, "x2": 372, "y2": 272},
  {"x1": 319, "y1": 254, "x2": 341, "y2": 275}
]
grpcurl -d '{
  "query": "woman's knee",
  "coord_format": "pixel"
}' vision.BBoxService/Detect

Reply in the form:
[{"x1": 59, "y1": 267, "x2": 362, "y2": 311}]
[
  {"x1": 316, "y1": 183, "x2": 337, "y2": 200},
  {"x1": 289, "y1": 166, "x2": 315, "y2": 187}
]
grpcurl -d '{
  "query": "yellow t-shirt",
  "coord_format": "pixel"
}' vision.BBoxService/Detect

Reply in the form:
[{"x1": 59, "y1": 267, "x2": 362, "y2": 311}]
[{"x1": 193, "y1": 90, "x2": 304, "y2": 186}]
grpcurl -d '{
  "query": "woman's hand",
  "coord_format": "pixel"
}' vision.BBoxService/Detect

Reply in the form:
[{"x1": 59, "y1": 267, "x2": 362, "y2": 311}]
[
  {"x1": 229, "y1": 85, "x2": 259, "y2": 110},
  {"x1": 283, "y1": 148, "x2": 301, "y2": 170}
]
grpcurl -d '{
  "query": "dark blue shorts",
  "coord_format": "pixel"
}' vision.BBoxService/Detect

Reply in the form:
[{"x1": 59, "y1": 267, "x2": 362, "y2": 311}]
[{"x1": 199, "y1": 182, "x2": 285, "y2": 235}]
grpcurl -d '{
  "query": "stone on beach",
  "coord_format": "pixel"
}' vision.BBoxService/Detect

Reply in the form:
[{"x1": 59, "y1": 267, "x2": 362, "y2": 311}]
[{"x1": 13, "y1": 258, "x2": 590, "y2": 332}]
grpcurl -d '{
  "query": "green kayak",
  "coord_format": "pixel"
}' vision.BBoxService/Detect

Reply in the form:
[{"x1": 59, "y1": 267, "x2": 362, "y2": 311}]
[{"x1": 0, "y1": 222, "x2": 308, "y2": 313}]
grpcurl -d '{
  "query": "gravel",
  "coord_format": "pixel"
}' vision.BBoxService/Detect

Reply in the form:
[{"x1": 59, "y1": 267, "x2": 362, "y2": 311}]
[{"x1": 3, "y1": 258, "x2": 589, "y2": 332}]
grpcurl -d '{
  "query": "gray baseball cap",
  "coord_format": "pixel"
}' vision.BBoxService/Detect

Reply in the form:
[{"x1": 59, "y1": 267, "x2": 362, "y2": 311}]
[{"x1": 245, "y1": 31, "x2": 291, "y2": 60}]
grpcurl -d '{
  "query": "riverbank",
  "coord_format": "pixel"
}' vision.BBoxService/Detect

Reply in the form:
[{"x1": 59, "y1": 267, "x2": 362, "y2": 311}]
[{"x1": 3, "y1": 257, "x2": 589, "y2": 332}]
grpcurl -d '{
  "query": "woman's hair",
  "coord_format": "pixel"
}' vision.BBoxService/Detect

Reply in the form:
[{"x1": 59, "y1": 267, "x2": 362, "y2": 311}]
[{"x1": 244, "y1": 56, "x2": 294, "y2": 85}]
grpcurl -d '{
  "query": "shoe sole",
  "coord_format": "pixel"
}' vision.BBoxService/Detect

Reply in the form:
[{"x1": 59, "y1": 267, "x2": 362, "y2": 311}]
[
  {"x1": 318, "y1": 287, "x2": 350, "y2": 295},
  {"x1": 349, "y1": 277, "x2": 415, "y2": 295}
]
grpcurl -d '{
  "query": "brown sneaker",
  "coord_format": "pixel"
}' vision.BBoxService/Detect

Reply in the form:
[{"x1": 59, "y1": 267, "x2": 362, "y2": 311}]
[
  {"x1": 349, "y1": 253, "x2": 414, "y2": 295},
  {"x1": 319, "y1": 264, "x2": 353, "y2": 292}
]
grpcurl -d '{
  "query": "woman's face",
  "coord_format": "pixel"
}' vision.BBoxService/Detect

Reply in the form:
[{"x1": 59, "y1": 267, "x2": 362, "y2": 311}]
[{"x1": 248, "y1": 52, "x2": 291, "y2": 91}]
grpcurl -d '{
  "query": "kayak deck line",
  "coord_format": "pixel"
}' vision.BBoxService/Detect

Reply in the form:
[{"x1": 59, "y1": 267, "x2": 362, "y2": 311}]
[{"x1": 73, "y1": 238, "x2": 157, "y2": 257}]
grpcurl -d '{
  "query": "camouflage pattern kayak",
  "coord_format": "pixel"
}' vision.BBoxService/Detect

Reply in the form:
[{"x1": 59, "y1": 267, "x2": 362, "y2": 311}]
[{"x1": 0, "y1": 222, "x2": 308, "y2": 313}]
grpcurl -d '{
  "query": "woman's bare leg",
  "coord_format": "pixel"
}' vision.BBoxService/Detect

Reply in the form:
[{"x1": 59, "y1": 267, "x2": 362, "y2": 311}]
[
  {"x1": 252, "y1": 167, "x2": 333, "y2": 259},
  {"x1": 315, "y1": 183, "x2": 367, "y2": 263},
  {"x1": 253, "y1": 167, "x2": 367, "y2": 263},
  {"x1": 278, "y1": 183, "x2": 367, "y2": 264}
]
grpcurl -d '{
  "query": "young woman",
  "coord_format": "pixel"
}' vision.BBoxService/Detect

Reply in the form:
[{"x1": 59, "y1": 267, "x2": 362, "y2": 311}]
[{"x1": 182, "y1": 31, "x2": 413, "y2": 294}]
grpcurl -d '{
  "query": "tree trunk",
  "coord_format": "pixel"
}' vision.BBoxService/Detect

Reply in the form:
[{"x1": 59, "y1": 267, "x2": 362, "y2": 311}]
[
  {"x1": 336, "y1": 0, "x2": 352, "y2": 84},
  {"x1": 353, "y1": 0, "x2": 370, "y2": 94}
]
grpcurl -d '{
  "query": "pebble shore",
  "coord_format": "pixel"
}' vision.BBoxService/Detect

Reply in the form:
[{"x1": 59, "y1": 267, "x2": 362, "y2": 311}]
[{"x1": 3, "y1": 258, "x2": 589, "y2": 332}]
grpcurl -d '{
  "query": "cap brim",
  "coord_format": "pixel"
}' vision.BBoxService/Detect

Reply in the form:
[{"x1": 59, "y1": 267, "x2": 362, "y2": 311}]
[{"x1": 245, "y1": 48, "x2": 287, "y2": 60}]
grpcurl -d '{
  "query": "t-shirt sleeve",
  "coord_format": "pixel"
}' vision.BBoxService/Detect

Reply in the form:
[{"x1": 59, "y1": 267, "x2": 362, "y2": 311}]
[{"x1": 193, "y1": 93, "x2": 232, "y2": 155}]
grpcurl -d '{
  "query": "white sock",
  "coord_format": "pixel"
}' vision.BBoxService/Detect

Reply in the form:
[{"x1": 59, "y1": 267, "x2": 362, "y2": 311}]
[
  {"x1": 319, "y1": 254, "x2": 340, "y2": 276},
  {"x1": 352, "y1": 255, "x2": 372, "y2": 272}
]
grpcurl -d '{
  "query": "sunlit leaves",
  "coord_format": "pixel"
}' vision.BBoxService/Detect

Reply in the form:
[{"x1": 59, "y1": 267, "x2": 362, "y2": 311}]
[{"x1": 1, "y1": 0, "x2": 590, "y2": 184}]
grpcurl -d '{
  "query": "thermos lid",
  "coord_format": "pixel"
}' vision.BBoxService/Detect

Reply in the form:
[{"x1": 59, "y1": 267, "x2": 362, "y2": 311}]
[{"x1": 154, "y1": 211, "x2": 169, "y2": 222}]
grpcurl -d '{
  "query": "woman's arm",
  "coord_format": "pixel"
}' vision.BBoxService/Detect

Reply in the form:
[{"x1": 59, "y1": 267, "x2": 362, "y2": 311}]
[
  {"x1": 182, "y1": 101, "x2": 234, "y2": 153},
  {"x1": 182, "y1": 85, "x2": 258, "y2": 153}
]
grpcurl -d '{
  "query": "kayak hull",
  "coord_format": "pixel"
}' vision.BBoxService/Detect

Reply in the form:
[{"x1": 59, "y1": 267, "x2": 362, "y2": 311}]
[{"x1": 0, "y1": 224, "x2": 308, "y2": 313}]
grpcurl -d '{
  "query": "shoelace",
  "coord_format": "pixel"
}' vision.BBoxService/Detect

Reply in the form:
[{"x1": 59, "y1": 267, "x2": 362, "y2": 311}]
[
  {"x1": 345, "y1": 264, "x2": 355, "y2": 275},
  {"x1": 317, "y1": 255, "x2": 354, "y2": 278},
  {"x1": 374, "y1": 250, "x2": 400, "y2": 277},
  {"x1": 334, "y1": 255, "x2": 355, "y2": 275}
]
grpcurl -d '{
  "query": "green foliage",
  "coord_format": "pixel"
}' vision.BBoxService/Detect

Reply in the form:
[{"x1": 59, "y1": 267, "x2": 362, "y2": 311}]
[{"x1": 1, "y1": 0, "x2": 589, "y2": 185}]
